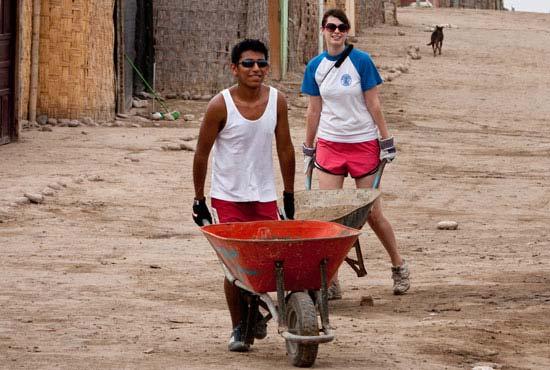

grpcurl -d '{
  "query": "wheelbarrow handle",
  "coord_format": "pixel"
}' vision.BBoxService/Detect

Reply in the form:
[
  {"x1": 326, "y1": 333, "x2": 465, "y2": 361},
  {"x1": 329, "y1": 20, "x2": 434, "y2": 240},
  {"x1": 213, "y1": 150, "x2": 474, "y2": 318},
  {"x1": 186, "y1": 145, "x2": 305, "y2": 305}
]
[
  {"x1": 305, "y1": 160, "x2": 314, "y2": 190},
  {"x1": 372, "y1": 159, "x2": 388, "y2": 190}
]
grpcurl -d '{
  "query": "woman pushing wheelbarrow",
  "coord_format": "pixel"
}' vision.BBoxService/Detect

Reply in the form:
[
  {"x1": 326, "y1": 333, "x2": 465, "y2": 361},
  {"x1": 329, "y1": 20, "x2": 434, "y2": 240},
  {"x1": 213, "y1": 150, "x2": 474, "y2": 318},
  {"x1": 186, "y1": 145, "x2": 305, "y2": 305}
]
[{"x1": 300, "y1": 8, "x2": 410, "y2": 299}]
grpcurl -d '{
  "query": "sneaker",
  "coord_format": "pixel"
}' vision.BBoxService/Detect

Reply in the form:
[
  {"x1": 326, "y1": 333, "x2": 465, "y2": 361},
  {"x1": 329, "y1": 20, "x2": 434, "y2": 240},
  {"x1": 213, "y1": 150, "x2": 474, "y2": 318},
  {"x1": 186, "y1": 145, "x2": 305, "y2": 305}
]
[
  {"x1": 254, "y1": 312, "x2": 267, "y2": 340},
  {"x1": 228, "y1": 325, "x2": 250, "y2": 352},
  {"x1": 391, "y1": 260, "x2": 411, "y2": 295},
  {"x1": 327, "y1": 279, "x2": 342, "y2": 300}
]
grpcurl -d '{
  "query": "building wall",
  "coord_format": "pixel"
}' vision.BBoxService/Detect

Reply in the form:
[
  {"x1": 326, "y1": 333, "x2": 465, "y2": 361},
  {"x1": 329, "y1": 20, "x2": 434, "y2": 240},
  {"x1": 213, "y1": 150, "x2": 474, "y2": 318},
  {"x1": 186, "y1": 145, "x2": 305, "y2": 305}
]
[
  {"x1": 247, "y1": 0, "x2": 270, "y2": 44},
  {"x1": 154, "y1": 0, "x2": 256, "y2": 96},
  {"x1": 365, "y1": 0, "x2": 386, "y2": 27},
  {"x1": 327, "y1": 0, "x2": 387, "y2": 31},
  {"x1": 436, "y1": 0, "x2": 504, "y2": 9},
  {"x1": 288, "y1": 0, "x2": 319, "y2": 73},
  {"x1": 38, "y1": 0, "x2": 116, "y2": 120}
]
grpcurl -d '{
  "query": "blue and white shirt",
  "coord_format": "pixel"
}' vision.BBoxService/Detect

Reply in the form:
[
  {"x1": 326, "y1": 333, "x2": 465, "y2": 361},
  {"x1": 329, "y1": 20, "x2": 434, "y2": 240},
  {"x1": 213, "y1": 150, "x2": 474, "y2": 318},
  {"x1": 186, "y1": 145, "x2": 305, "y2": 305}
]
[{"x1": 301, "y1": 48, "x2": 383, "y2": 143}]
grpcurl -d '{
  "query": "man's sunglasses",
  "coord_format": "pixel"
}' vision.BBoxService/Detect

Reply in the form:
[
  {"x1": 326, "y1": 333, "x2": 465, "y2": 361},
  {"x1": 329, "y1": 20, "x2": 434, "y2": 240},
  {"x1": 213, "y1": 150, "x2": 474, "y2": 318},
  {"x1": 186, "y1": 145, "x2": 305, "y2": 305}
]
[
  {"x1": 238, "y1": 59, "x2": 269, "y2": 68},
  {"x1": 324, "y1": 23, "x2": 350, "y2": 32}
]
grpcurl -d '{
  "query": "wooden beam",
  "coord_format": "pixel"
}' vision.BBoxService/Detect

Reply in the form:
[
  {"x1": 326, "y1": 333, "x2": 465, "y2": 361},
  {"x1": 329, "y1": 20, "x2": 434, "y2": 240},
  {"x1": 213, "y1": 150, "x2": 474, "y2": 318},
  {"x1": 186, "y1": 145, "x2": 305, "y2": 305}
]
[
  {"x1": 346, "y1": 0, "x2": 355, "y2": 36},
  {"x1": 268, "y1": 0, "x2": 281, "y2": 80},
  {"x1": 280, "y1": 0, "x2": 288, "y2": 79}
]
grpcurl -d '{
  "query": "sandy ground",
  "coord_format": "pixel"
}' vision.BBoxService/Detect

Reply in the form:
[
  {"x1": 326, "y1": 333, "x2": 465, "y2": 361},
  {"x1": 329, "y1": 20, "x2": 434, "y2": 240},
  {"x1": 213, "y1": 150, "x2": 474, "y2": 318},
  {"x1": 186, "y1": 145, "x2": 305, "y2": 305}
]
[{"x1": 1, "y1": 7, "x2": 550, "y2": 370}]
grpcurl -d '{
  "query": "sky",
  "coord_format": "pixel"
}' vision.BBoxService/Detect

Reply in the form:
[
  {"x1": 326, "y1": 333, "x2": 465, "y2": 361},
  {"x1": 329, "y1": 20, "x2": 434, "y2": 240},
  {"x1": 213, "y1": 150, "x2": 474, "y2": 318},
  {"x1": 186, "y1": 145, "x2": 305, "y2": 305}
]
[{"x1": 503, "y1": 0, "x2": 550, "y2": 12}]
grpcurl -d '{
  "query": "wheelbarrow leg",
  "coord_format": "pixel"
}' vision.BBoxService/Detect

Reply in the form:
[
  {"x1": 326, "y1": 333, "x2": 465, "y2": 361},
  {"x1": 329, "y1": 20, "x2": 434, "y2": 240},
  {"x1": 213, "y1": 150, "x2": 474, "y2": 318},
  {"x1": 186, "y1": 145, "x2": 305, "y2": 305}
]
[
  {"x1": 318, "y1": 259, "x2": 330, "y2": 330},
  {"x1": 241, "y1": 294, "x2": 260, "y2": 346},
  {"x1": 342, "y1": 159, "x2": 387, "y2": 277},
  {"x1": 344, "y1": 240, "x2": 368, "y2": 277},
  {"x1": 275, "y1": 261, "x2": 287, "y2": 330}
]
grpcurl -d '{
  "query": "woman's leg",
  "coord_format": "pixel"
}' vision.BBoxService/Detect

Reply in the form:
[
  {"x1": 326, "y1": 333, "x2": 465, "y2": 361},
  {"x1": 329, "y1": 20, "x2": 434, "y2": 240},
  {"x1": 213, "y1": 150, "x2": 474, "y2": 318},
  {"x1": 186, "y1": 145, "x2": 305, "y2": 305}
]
[
  {"x1": 356, "y1": 174, "x2": 410, "y2": 294},
  {"x1": 318, "y1": 170, "x2": 345, "y2": 190},
  {"x1": 355, "y1": 174, "x2": 403, "y2": 267}
]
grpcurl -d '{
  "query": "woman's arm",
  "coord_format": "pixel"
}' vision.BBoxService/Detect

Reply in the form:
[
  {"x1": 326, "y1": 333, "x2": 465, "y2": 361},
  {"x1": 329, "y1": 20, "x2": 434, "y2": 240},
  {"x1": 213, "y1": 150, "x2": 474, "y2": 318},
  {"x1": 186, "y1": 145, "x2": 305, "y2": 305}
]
[
  {"x1": 304, "y1": 95, "x2": 322, "y2": 147},
  {"x1": 363, "y1": 86, "x2": 390, "y2": 139}
]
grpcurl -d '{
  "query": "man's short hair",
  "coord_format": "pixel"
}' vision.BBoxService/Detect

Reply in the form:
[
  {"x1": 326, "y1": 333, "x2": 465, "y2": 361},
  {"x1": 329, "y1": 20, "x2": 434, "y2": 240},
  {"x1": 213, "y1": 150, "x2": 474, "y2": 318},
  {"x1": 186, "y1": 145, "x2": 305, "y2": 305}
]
[{"x1": 231, "y1": 39, "x2": 269, "y2": 64}]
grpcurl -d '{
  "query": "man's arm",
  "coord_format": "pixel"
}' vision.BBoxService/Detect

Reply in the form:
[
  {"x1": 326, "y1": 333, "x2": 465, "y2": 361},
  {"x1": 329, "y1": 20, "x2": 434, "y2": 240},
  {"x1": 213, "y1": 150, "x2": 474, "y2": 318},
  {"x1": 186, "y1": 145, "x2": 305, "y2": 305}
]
[
  {"x1": 304, "y1": 96, "x2": 322, "y2": 148},
  {"x1": 193, "y1": 94, "x2": 226, "y2": 200},
  {"x1": 274, "y1": 92, "x2": 295, "y2": 194}
]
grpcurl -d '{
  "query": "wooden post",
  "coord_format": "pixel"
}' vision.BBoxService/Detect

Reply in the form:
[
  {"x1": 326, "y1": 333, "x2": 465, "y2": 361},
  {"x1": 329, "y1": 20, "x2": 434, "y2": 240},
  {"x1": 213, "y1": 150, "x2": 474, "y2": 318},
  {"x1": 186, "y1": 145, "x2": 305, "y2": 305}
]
[
  {"x1": 319, "y1": 0, "x2": 324, "y2": 53},
  {"x1": 28, "y1": 0, "x2": 41, "y2": 122},
  {"x1": 14, "y1": 0, "x2": 24, "y2": 140},
  {"x1": 346, "y1": 0, "x2": 355, "y2": 36},
  {"x1": 280, "y1": 0, "x2": 288, "y2": 79},
  {"x1": 268, "y1": 0, "x2": 281, "y2": 80}
]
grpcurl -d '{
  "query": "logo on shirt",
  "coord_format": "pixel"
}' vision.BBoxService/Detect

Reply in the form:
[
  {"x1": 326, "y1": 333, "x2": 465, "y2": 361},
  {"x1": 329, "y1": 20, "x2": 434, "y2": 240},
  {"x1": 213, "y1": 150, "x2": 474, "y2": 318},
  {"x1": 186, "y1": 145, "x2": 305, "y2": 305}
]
[{"x1": 341, "y1": 73, "x2": 352, "y2": 86}]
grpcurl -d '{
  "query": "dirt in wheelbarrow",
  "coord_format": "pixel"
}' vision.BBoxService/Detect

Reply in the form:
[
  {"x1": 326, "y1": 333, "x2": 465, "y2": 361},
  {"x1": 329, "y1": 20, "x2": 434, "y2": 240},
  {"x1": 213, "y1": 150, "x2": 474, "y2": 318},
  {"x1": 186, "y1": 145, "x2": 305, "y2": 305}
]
[{"x1": 1, "y1": 7, "x2": 550, "y2": 370}]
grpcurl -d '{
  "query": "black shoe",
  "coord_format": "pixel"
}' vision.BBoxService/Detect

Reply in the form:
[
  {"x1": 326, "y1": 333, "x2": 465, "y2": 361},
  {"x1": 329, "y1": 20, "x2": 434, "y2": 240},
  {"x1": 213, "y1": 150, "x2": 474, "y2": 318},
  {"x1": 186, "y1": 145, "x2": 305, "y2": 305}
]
[{"x1": 228, "y1": 325, "x2": 250, "y2": 352}]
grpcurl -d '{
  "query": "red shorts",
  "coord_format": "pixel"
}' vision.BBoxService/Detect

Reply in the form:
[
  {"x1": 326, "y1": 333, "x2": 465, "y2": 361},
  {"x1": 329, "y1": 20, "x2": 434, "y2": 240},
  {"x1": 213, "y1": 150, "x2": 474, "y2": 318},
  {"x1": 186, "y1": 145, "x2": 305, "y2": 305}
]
[
  {"x1": 315, "y1": 138, "x2": 380, "y2": 178},
  {"x1": 211, "y1": 198, "x2": 279, "y2": 223}
]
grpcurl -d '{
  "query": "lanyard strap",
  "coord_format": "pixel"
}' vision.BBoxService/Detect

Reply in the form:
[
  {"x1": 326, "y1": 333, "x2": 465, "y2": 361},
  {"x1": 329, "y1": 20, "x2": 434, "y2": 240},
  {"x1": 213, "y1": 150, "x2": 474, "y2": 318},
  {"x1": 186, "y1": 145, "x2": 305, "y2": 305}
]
[{"x1": 318, "y1": 44, "x2": 354, "y2": 87}]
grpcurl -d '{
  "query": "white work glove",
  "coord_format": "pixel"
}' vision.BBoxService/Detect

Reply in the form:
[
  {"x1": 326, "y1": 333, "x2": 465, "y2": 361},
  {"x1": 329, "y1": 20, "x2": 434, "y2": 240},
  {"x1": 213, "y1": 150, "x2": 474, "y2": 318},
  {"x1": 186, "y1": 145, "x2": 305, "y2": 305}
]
[
  {"x1": 379, "y1": 137, "x2": 396, "y2": 162},
  {"x1": 302, "y1": 143, "x2": 316, "y2": 173}
]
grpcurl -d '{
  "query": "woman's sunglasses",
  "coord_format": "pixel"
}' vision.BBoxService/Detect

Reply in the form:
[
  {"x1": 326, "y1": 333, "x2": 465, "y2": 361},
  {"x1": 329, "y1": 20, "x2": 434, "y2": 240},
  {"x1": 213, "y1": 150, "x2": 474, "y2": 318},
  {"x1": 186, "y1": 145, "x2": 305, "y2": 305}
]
[
  {"x1": 238, "y1": 59, "x2": 269, "y2": 68},
  {"x1": 323, "y1": 23, "x2": 350, "y2": 32}
]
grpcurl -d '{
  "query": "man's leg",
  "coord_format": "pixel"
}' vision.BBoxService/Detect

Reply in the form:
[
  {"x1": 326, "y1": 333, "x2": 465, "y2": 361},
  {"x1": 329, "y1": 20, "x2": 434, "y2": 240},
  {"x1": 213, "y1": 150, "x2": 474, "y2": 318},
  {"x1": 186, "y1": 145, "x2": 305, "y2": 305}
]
[
  {"x1": 224, "y1": 277, "x2": 243, "y2": 327},
  {"x1": 224, "y1": 278, "x2": 250, "y2": 352},
  {"x1": 213, "y1": 198, "x2": 252, "y2": 352}
]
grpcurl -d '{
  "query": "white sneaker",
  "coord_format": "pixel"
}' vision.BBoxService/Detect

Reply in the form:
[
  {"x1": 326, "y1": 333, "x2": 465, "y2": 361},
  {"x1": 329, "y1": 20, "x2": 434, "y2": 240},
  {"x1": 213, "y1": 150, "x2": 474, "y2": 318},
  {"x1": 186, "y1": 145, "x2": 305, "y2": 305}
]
[
  {"x1": 228, "y1": 325, "x2": 250, "y2": 352},
  {"x1": 391, "y1": 261, "x2": 411, "y2": 295}
]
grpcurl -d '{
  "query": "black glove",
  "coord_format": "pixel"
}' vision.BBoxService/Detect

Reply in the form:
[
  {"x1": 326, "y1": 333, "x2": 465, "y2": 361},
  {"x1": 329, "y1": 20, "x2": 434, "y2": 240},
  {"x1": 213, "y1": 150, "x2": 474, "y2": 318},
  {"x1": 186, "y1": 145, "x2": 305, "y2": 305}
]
[
  {"x1": 192, "y1": 198, "x2": 212, "y2": 226},
  {"x1": 283, "y1": 191, "x2": 295, "y2": 220}
]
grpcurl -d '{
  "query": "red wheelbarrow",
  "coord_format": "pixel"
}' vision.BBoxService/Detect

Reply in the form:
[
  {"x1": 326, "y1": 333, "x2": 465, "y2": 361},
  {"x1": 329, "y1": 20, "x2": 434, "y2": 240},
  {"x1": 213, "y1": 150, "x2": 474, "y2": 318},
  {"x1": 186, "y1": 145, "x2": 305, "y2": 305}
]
[{"x1": 201, "y1": 220, "x2": 361, "y2": 367}]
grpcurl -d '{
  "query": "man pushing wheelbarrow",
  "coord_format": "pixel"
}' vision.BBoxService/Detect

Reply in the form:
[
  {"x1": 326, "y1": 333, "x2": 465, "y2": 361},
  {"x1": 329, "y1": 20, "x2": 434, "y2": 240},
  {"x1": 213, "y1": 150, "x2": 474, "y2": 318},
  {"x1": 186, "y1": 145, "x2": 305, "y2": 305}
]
[
  {"x1": 192, "y1": 39, "x2": 296, "y2": 353},
  {"x1": 192, "y1": 36, "x2": 410, "y2": 367}
]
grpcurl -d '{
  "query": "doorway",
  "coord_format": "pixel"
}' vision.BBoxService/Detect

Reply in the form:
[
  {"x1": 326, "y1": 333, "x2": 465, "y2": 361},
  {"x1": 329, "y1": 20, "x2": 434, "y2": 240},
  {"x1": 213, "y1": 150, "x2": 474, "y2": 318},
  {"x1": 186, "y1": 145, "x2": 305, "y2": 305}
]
[{"x1": 0, "y1": 0, "x2": 16, "y2": 145}]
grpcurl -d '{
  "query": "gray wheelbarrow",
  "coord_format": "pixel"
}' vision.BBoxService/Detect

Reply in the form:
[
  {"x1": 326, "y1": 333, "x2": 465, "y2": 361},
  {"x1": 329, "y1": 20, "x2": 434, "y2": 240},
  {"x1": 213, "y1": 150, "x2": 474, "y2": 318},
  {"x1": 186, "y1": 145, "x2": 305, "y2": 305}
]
[{"x1": 283, "y1": 159, "x2": 387, "y2": 277}]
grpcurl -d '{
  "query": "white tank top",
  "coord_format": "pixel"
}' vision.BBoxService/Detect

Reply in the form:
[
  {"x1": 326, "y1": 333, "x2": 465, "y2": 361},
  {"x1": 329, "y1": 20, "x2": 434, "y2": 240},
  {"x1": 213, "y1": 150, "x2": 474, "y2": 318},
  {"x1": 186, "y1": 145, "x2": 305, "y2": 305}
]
[{"x1": 210, "y1": 86, "x2": 278, "y2": 202}]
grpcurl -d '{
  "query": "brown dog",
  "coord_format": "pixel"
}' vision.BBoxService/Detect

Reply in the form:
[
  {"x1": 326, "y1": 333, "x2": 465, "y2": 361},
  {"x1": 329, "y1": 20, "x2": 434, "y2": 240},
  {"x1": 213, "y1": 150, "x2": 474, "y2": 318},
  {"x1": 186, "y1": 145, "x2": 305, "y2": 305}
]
[{"x1": 427, "y1": 26, "x2": 444, "y2": 56}]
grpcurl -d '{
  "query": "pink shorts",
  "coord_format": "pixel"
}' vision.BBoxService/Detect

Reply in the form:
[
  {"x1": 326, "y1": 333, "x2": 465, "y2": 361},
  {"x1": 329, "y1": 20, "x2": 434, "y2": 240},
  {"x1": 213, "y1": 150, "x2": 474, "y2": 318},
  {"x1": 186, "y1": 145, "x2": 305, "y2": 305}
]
[
  {"x1": 211, "y1": 198, "x2": 279, "y2": 223},
  {"x1": 315, "y1": 138, "x2": 380, "y2": 178}
]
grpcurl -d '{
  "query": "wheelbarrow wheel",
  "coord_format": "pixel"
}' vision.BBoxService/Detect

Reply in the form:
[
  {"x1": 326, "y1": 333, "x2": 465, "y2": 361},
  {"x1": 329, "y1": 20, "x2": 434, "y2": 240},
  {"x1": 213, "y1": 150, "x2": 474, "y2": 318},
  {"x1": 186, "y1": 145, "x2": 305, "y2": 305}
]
[{"x1": 285, "y1": 292, "x2": 319, "y2": 367}]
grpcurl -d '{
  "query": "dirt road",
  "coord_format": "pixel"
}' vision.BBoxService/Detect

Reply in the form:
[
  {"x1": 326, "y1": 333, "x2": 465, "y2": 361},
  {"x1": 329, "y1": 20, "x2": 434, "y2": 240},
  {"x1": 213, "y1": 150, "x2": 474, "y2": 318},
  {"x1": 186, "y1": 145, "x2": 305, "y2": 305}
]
[{"x1": 1, "y1": 7, "x2": 549, "y2": 370}]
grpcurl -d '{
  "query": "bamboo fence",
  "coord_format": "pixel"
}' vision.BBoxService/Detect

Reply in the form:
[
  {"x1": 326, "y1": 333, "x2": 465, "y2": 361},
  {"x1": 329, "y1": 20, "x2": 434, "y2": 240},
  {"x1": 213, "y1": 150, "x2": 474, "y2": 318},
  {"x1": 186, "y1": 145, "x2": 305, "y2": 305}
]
[
  {"x1": 288, "y1": 0, "x2": 319, "y2": 73},
  {"x1": 37, "y1": 0, "x2": 115, "y2": 120},
  {"x1": 17, "y1": 0, "x2": 32, "y2": 121},
  {"x1": 154, "y1": 0, "x2": 252, "y2": 96}
]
